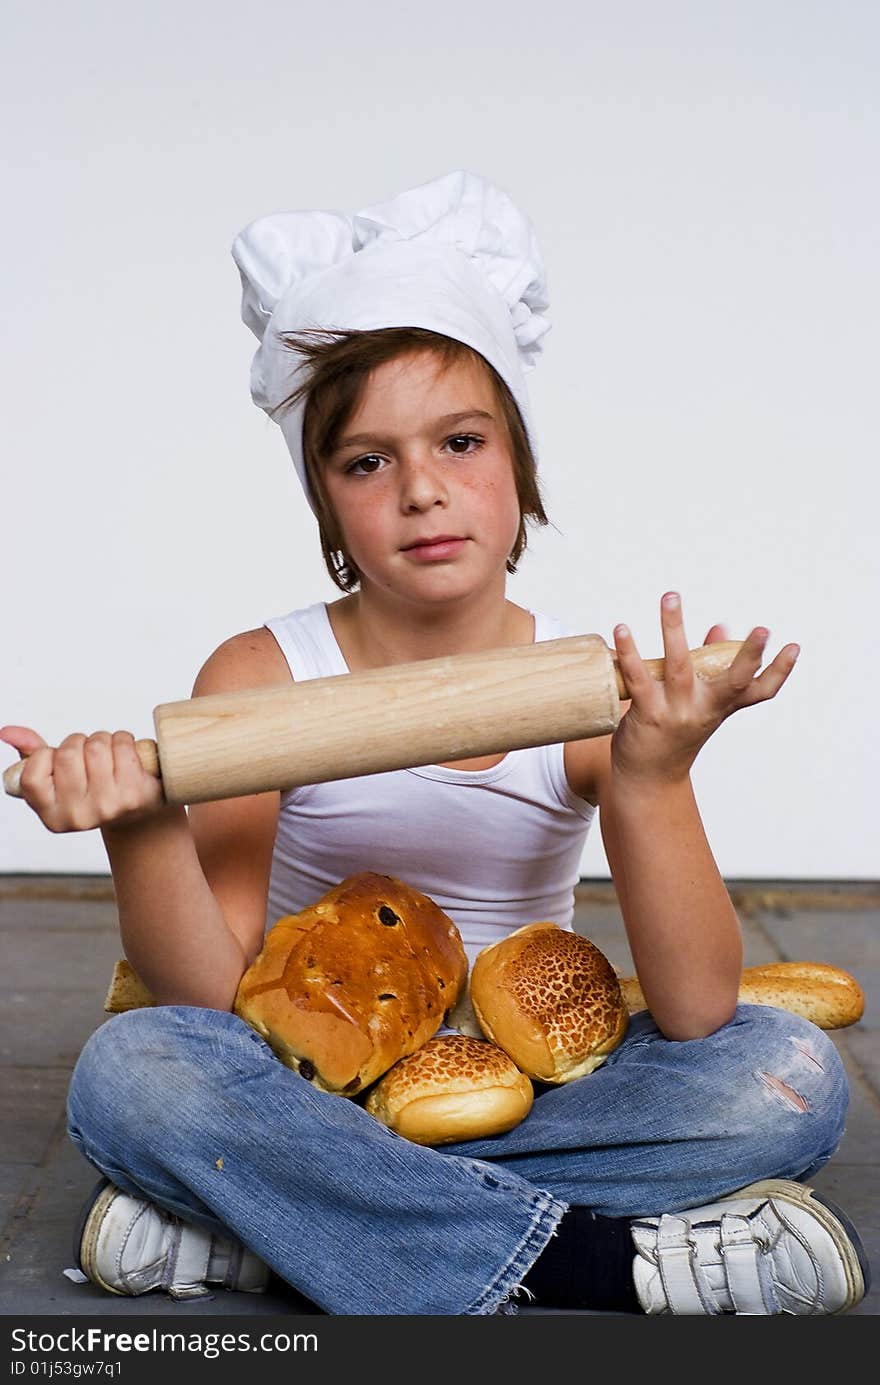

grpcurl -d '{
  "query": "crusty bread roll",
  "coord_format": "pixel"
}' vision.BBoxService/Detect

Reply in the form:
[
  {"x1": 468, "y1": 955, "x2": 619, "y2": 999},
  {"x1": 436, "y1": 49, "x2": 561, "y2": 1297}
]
[
  {"x1": 233, "y1": 872, "x2": 468, "y2": 1095},
  {"x1": 365, "y1": 1034, "x2": 534, "y2": 1145},
  {"x1": 619, "y1": 960, "x2": 864, "y2": 1031},
  {"x1": 469, "y1": 923, "x2": 628, "y2": 1083}
]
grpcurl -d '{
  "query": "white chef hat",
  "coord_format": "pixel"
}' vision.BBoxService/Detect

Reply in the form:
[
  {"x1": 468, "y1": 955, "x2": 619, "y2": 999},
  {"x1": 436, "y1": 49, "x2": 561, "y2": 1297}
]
[{"x1": 231, "y1": 170, "x2": 550, "y2": 513}]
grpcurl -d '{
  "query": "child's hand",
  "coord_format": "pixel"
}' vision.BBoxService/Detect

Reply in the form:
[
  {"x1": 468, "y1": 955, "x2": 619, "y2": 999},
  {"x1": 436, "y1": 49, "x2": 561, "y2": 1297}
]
[
  {"x1": 609, "y1": 593, "x2": 800, "y2": 786},
  {"x1": 0, "y1": 725, "x2": 166, "y2": 833}
]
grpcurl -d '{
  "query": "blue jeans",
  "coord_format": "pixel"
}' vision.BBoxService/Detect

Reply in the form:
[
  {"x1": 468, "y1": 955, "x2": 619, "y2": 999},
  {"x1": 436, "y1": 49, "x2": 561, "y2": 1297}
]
[{"x1": 66, "y1": 1003, "x2": 849, "y2": 1315}]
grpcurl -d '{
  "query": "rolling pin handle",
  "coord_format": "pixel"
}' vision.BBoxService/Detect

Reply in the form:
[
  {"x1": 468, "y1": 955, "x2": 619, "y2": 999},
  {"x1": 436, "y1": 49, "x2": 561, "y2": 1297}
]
[{"x1": 611, "y1": 640, "x2": 744, "y2": 699}]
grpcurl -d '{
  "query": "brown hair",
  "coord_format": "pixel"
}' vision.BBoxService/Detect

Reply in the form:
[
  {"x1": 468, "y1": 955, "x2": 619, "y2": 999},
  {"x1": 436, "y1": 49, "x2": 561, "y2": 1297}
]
[{"x1": 277, "y1": 326, "x2": 549, "y2": 592}]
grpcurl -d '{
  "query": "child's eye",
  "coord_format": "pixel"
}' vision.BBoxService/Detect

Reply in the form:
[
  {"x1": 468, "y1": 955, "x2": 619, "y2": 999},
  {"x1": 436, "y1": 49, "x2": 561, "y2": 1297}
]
[
  {"x1": 446, "y1": 433, "x2": 484, "y2": 455},
  {"x1": 345, "y1": 435, "x2": 484, "y2": 474},
  {"x1": 346, "y1": 454, "x2": 386, "y2": 475}
]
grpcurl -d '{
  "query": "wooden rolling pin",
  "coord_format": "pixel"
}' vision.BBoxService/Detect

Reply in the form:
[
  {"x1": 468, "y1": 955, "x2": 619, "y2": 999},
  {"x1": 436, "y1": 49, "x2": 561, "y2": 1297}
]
[{"x1": 3, "y1": 637, "x2": 742, "y2": 807}]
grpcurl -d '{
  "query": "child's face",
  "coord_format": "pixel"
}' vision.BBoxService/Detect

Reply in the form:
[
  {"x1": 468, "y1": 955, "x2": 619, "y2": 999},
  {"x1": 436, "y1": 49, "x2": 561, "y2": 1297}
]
[{"x1": 322, "y1": 350, "x2": 521, "y2": 605}]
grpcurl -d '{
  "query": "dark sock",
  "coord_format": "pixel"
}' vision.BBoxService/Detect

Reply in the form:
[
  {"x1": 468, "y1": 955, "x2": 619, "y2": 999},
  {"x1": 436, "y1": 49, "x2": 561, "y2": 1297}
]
[{"x1": 521, "y1": 1206, "x2": 642, "y2": 1313}]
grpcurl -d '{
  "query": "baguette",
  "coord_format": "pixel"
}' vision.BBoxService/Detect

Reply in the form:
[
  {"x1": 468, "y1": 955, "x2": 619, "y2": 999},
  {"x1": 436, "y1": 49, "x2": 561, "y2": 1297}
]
[
  {"x1": 103, "y1": 944, "x2": 864, "y2": 1039},
  {"x1": 619, "y1": 960, "x2": 864, "y2": 1031},
  {"x1": 103, "y1": 959, "x2": 155, "y2": 1013}
]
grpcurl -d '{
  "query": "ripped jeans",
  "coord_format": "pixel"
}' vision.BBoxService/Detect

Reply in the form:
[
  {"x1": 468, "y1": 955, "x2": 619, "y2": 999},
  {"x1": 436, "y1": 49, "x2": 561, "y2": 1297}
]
[{"x1": 66, "y1": 1003, "x2": 848, "y2": 1315}]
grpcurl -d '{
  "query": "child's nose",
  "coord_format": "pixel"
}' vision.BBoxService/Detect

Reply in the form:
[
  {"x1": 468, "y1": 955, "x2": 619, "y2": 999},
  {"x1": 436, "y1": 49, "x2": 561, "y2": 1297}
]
[{"x1": 399, "y1": 455, "x2": 448, "y2": 509}]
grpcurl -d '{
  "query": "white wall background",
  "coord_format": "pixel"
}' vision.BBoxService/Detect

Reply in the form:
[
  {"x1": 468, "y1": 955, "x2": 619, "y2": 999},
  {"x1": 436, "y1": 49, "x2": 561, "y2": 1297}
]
[{"x1": 1, "y1": 1, "x2": 877, "y2": 879}]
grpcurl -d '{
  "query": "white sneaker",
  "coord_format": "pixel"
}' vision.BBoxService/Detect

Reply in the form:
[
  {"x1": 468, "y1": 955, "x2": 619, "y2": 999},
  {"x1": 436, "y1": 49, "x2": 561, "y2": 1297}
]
[
  {"x1": 75, "y1": 1179, "x2": 271, "y2": 1300},
  {"x1": 631, "y1": 1179, "x2": 869, "y2": 1314}
]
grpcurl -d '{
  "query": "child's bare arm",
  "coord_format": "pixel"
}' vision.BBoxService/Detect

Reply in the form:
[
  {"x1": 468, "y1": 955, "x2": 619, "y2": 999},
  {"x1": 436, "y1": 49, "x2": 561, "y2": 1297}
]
[
  {"x1": 591, "y1": 593, "x2": 799, "y2": 1040},
  {"x1": 101, "y1": 801, "x2": 258, "y2": 1009},
  {"x1": 596, "y1": 763, "x2": 744, "y2": 1040},
  {"x1": 1, "y1": 629, "x2": 285, "y2": 1010}
]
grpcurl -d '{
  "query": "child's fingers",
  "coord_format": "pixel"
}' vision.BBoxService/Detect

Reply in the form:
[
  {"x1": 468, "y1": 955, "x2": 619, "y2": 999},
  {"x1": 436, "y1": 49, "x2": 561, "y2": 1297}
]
[
  {"x1": 111, "y1": 730, "x2": 141, "y2": 777},
  {"x1": 734, "y1": 644, "x2": 800, "y2": 707},
  {"x1": 719, "y1": 627, "x2": 770, "y2": 698},
  {"x1": 613, "y1": 622, "x2": 654, "y2": 701},
  {"x1": 1, "y1": 728, "x2": 55, "y2": 814},
  {"x1": 51, "y1": 733, "x2": 90, "y2": 802},
  {"x1": 111, "y1": 731, "x2": 161, "y2": 810},
  {"x1": 0, "y1": 726, "x2": 49, "y2": 758},
  {"x1": 15, "y1": 745, "x2": 58, "y2": 814},
  {"x1": 8, "y1": 727, "x2": 159, "y2": 831},
  {"x1": 82, "y1": 732, "x2": 121, "y2": 807},
  {"x1": 659, "y1": 592, "x2": 694, "y2": 696},
  {"x1": 703, "y1": 624, "x2": 729, "y2": 645}
]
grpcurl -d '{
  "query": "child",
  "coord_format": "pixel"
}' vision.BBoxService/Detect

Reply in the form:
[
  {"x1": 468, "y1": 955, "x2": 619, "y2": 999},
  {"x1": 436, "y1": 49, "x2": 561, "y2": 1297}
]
[{"x1": 1, "y1": 171, "x2": 868, "y2": 1315}]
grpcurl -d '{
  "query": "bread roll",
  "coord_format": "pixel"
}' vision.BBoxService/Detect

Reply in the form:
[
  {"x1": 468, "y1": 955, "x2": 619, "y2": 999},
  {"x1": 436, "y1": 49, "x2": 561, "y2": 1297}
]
[
  {"x1": 365, "y1": 1034, "x2": 534, "y2": 1145},
  {"x1": 620, "y1": 961, "x2": 864, "y2": 1031},
  {"x1": 233, "y1": 872, "x2": 468, "y2": 1095},
  {"x1": 469, "y1": 923, "x2": 628, "y2": 1083}
]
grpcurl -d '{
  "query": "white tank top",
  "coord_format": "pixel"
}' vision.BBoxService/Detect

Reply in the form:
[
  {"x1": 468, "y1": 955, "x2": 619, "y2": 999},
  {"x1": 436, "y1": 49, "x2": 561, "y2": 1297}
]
[{"x1": 263, "y1": 602, "x2": 596, "y2": 969}]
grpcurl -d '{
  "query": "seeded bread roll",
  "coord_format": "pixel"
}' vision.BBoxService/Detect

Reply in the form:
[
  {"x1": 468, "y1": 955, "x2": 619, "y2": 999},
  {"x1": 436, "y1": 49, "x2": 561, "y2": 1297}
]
[
  {"x1": 233, "y1": 872, "x2": 468, "y2": 1096},
  {"x1": 470, "y1": 922, "x2": 628, "y2": 1083},
  {"x1": 365, "y1": 1034, "x2": 534, "y2": 1145},
  {"x1": 619, "y1": 960, "x2": 865, "y2": 1030}
]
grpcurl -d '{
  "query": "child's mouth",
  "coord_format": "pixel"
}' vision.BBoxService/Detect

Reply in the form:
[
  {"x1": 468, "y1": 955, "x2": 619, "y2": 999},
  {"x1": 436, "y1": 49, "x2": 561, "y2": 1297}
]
[{"x1": 402, "y1": 537, "x2": 468, "y2": 560}]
